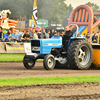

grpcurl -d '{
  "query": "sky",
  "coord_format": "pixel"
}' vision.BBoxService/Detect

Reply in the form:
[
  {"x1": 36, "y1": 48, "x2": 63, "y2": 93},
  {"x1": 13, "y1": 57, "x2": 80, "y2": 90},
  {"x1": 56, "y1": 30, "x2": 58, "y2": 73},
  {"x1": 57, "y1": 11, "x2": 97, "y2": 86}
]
[{"x1": 65, "y1": 0, "x2": 100, "y2": 8}]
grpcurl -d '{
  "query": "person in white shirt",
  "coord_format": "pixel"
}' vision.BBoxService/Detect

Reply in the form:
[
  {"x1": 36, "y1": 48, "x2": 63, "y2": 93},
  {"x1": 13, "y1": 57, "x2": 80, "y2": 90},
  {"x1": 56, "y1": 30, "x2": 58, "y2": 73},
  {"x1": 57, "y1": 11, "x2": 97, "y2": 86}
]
[{"x1": 33, "y1": 30, "x2": 38, "y2": 39}]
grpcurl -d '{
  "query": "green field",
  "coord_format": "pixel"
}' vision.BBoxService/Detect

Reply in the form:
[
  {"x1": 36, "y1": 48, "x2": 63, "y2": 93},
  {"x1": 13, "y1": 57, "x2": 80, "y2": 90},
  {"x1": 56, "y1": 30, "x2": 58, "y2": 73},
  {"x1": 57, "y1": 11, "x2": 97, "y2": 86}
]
[
  {"x1": 0, "y1": 54, "x2": 25, "y2": 61},
  {"x1": 0, "y1": 54, "x2": 43, "y2": 61},
  {"x1": 0, "y1": 76, "x2": 100, "y2": 86}
]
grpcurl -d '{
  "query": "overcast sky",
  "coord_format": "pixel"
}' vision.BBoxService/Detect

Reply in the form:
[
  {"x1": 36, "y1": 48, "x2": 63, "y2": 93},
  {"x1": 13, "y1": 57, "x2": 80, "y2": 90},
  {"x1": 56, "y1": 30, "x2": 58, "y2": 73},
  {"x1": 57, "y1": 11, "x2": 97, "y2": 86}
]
[{"x1": 65, "y1": 0, "x2": 100, "y2": 8}]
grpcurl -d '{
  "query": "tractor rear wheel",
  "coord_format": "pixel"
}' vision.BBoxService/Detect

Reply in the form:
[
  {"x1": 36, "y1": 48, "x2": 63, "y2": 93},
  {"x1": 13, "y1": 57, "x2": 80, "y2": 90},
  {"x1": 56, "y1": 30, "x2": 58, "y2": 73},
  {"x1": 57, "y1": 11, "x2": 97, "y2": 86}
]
[
  {"x1": 67, "y1": 40, "x2": 93, "y2": 70},
  {"x1": 43, "y1": 54, "x2": 56, "y2": 70}
]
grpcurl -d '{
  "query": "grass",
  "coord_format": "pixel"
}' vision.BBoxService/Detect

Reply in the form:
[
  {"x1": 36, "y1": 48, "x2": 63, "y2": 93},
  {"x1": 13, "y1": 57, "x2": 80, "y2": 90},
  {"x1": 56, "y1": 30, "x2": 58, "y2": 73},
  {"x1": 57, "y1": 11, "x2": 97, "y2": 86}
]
[
  {"x1": 0, "y1": 54, "x2": 25, "y2": 61},
  {"x1": 0, "y1": 54, "x2": 43, "y2": 61},
  {"x1": 0, "y1": 76, "x2": 100, "y2": 86}
]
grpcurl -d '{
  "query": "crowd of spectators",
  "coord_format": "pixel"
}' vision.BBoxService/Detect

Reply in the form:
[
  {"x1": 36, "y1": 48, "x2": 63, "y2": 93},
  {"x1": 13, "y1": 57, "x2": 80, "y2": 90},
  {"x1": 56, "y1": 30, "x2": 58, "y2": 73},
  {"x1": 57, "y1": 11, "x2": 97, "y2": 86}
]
[
  {"x1": 0, "y1": 25, "x2": 100, "y2": 44},
  {"x1": 84, "y1": 31, "x2": 100, "y2": 44},
  {"x1": 0, "y1": 26, "x2": 64, "y2": 43}
]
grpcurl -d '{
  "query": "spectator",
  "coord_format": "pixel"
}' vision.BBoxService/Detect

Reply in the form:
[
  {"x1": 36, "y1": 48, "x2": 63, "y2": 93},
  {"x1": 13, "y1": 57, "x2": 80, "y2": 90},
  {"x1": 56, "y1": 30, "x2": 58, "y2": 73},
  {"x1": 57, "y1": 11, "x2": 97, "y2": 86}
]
[
  {"x1": 20, "y1": 30, "x2": 26, "y2": 42},
  {"x1": 49, "y1": 29, "x2": 55, "y2": 38},
  {"x1": 8, "y1": 29, "x2": 12, "y2": 38},
  {"x1": 38, "y1": 29, "x2": 46, "y2": 39},
  {"x1": 15, "y1": 30, "x2": 19, "y2": 36},
  {"x1": 57, "y1": 32, "x2": 60, "y2": 36},
  {"x1": 11, "y1": 30, "x2": 18, "y2": 42},
  {"x1": 29, "y1": 29, "x2": 34, "y2": 39},
  {"x1": 37, "y1": 29, "x2": 41, "y2": 39},
  {"x1": 21, "y1": 30, "x2": 26, "y2": 39},
  {"x1": 3, "y1": 30, "x2": 11, "y2": 42},
  {"x1": 54, "y1": 31, "x2": 58, "y2": 36},
  {"x1": 92, "y1": 33, "x2": 97, "y2": 43},
  {"x1": 84, "y1": 33, "x2": 86, "y2": 37},
  {"x1": 86, "y1": 32, "x2": 91, "y2": 42},
  {"x1": 60, "y1": 31, "x2": 65, "y2": 37},
  {"x1": 43, "y1": 29, "x2": 46, "y2": 39},
  {"x1": 86, "y1": 32, "x2": 90, "y2": 39},
  {"x1": 45, "y1": 30, "x2": 50, "y2": 39},
  {"x1": 33, "y1": 30, "x2": 38, "y2": 39},
  {"x1": 18, "y1": 31, "x2": 23, "y2": 41},
  {"x1": 23, "y1": 31, "x2": 30, "y2": 42},
  {"x1": 0, "y1": 27, "x2": 3, "y2": 42}
]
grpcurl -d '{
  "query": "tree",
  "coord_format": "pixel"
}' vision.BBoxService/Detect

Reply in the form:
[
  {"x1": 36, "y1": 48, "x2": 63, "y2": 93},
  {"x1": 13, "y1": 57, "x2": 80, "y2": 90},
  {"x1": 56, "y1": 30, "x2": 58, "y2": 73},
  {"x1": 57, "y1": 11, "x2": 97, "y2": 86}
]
[
  {"x1": 62, "y1": 4, "x2": 73, "y2": 27},
  {"x1": 85, "y1": 2, "x2": 100, "y2": 13},
  {"x1": 86, "y1": 2, "x2": 100, "y2": 19},
  {"x1": 0, "y1": 0, "x2": 34, "y2": 19},
  {"x1": 0, "y1": 0, "x2": 73, "y2": 27},
  {"x1": 37, "y1": 0, "x2": 73, "y2": 26}
]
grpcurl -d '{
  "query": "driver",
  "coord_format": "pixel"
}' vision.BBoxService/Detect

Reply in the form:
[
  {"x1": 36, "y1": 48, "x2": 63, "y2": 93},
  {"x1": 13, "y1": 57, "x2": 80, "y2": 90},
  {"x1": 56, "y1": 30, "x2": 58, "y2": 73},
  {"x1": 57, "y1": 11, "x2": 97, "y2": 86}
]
[{"x1": 63, "y1": 26, "x2": 73, "y2": 50}]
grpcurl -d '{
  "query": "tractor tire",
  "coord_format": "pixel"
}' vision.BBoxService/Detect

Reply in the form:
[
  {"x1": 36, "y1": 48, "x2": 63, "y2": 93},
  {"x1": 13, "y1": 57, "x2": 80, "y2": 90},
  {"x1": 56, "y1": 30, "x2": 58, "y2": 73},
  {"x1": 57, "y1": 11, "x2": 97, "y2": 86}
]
[
  {"x1": 55, "y1": 58, "x2": 68, "y2": 69},
  {"x1": 23, "y1": 55, "x2": 36, "y2": 69},
  {"x1": 43, "y1": 54, "x2": 56, "y2": 70},
  {"x1": 67, "y1": 40, "x2": 93, "y2": 70}
]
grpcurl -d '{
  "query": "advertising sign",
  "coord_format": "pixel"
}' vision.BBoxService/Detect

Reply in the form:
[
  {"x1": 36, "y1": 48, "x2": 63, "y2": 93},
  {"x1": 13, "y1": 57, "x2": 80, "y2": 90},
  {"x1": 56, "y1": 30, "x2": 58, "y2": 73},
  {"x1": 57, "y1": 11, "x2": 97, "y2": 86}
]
[
  {"x1": 6, "y1": 43, "x2": 25, "y2": 53},
  {"x1": 0, "y1": 43, "x2": 31, "y2": 54},
  {"x1": 24, "y1": 43, "x2": 31, "y2": 53},
  {"x1": 29, "y1": 20, "x2": 48, "y2": 27}
]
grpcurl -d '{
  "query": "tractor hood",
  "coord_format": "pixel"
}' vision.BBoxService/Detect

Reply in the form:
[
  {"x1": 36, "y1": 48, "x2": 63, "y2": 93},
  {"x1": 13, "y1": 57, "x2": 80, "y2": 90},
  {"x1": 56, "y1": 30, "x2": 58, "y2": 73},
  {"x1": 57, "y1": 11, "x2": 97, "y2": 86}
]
[{"x1": 31, "y1": 36, "x2": 62, "y2": 54}]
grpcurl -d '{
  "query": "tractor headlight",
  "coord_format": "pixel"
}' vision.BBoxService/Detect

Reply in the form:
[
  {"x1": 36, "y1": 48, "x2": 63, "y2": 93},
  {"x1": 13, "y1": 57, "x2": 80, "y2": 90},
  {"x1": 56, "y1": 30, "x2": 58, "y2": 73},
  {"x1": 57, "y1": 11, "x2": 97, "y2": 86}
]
[{"x1": 32, "y1": 47, "x2": 40, "y2": 51}]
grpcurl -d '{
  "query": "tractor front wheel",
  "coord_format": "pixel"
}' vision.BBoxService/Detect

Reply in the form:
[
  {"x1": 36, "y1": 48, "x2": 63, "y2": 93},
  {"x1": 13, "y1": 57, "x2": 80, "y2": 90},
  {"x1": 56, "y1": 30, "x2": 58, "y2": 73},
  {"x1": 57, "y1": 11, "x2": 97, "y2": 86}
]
[
  {"x1": 23, "y1": 55, "x2": 36, "y2": 69},
  {"x1": 43, "y1": 54, "x2": 56, "y2": 70}
]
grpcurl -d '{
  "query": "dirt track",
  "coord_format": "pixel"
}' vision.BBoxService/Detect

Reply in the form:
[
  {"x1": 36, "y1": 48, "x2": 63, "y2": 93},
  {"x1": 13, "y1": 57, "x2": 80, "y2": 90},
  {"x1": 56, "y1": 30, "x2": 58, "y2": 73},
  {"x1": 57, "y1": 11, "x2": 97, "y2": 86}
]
[
  {"x1": 0, "y1": 62, "x2": 100, "y2": 79},
  {"x1": 1, "y1": 62, "x2": 100, "y2": 100},
  {"x1": 1, "y1": 83, "x2": 100, "y2": 100}
]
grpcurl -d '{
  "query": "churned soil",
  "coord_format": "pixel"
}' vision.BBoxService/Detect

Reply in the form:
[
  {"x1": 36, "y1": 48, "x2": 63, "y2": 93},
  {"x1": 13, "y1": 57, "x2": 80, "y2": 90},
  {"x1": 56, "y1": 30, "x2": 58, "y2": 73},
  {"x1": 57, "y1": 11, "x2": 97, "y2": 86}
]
[{"x1": 0, "y1": 83, "x2": 100, "y2": 100}]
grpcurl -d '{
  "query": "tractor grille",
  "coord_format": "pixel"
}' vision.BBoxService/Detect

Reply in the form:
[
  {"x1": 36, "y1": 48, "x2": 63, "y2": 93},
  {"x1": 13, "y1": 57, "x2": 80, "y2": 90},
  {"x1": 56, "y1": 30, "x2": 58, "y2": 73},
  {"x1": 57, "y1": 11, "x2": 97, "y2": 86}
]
[{"x1": 31, "y1": 40, "x2": 40, "y2": 53}]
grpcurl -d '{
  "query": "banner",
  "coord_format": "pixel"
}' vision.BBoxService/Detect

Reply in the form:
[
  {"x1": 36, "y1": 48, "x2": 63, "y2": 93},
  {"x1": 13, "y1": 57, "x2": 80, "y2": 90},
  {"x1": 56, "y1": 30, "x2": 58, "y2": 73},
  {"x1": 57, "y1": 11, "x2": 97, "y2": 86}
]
[
  {"x1": 0, "y1": 43, "x2": 31, "y2": 54},
  {"x1": 6, "y1": 43, "x2": 25, "y2": 53}
]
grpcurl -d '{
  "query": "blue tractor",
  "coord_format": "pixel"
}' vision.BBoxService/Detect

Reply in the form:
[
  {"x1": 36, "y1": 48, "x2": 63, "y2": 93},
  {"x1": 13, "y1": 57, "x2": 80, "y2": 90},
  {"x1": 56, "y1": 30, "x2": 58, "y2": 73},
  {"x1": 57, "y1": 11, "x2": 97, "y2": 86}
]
[{"x1": 23, "y1": 24, "x2": 93, "y2": 70}]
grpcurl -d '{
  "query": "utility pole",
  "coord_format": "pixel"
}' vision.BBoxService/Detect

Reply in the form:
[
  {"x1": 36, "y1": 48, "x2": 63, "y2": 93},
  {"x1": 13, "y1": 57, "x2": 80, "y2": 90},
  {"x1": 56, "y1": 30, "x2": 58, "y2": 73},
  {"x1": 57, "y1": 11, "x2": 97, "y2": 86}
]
[{"x1": 41, "y1": 19, "x2": 44, "y2": 39}]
